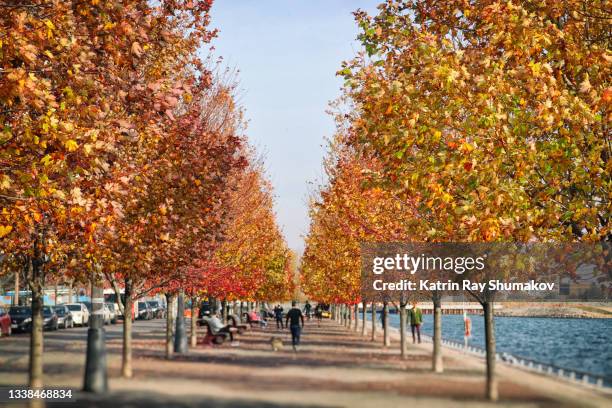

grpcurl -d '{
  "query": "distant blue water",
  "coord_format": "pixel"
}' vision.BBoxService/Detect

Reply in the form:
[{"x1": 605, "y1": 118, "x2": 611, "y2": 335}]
[{"x1": 374, "y1": 313, "x2": 612, "y2": 381}]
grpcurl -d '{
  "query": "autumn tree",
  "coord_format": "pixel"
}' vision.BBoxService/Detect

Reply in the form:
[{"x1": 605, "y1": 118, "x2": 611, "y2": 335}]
[{"x1": 339, "y1": 0, "x2": 610, "y2": 400}]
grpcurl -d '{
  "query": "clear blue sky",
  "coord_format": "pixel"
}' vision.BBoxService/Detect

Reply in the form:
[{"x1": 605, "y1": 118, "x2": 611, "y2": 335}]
[{"x1": 209, "y1": 1, "x2": 378, "y2": 253}]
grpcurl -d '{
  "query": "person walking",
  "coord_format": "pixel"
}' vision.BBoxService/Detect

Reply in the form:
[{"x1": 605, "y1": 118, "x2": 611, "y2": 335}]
[
  {"x1": 274, "y1": 304, "x2": 284, "y2": 329},
  {"x1": 303, "y1": 301, "x2": 312, "y2": 320},
  {"x1": 285, "y1": 301, "x2": 305, "y2": 351},
  {"x1": 409, "y1": 301, "x2": 423, "y2": 344}
]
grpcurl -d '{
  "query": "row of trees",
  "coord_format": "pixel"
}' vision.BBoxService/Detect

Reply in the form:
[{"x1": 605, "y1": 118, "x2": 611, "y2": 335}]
[
  {"x1": 0, "y1": 0, "x2": 293, "y2": 387},
  {"x1": 302, "y1": 0, "x2": 609, "y2": 401}
]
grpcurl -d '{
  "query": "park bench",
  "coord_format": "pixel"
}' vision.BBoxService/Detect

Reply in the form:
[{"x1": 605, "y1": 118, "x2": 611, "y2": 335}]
[
  {"x1": 242, "y1": 312, "x2": 267, "y2": 328},
  {"x1": 198, "y1": 319, "x2": 229, "y2": 345}
]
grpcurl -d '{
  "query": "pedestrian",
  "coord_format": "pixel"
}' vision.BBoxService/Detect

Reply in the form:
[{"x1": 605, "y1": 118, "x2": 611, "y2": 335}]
[
  {"x1": 303, "y1": 301, "x2": 312, "y2": 320},
  {"x1": 409, "y1": 301, "x2": 422, "y2": 344},
  {"x1": 274, "y1": 304, "x2": 284, "y2": 329},
  {"x1": 285, "y1": 301, "x2": 304, "y2": 351}
]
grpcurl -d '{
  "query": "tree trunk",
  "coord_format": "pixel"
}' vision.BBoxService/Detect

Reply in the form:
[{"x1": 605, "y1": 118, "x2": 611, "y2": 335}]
[
  {"x1": 433, "y1": 293, "x2": 443, "y2": 373},
  {"x1": 371, "y1": 302, "x2": 376, "y2": 341},
  {"x1": 484, "y1": 301, "x2": 498, "y2": 401},
  {"x1": 28, "y1": 257, "x2": 44, "y2": 388},
  {"x1": 239, "y1": 301, "x2": 244, "y2": 322},
  {"x1": 353, "y1": 304, "x2": 359, "y2": 332},
  {"x1": 345, "y1": 304, "x2": 350, "y2": 327},
  {"x1": 174, "y1": 289, "x2": 187, "y2": 353},
  {"x1": 399, "y1": 303, "x2": 407, "y2": 359},
  {"x1": 67, "y1": 280, "x2": 73, "y2": 304},
  {"x1": 361, "y1": 301, "x2": 367, "y2": 336},
  {"x1": 121, "y1": 278, "x2": 133, "y2": 378},
  {"x1": 13, "y1": 270, "x2": 19, "y2": 305},
  {"x1": 222, "y1": 299, "x2": 228, "y2": 323},
  {"x1": 190, "y1": 296, "x2": 198, "y2": 347},
  {"x1": 165, "y1": 293, "x2": 174, "y2": 359},
  {"x1": 383, "y1": 302, "x2": 390, "y2": 347},
  {"x1": 54, "y1": 283, "x2": 58, "y2": 306}
]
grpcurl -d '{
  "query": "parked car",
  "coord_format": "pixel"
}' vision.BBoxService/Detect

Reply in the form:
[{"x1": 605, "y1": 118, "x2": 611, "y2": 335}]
[
  {"x1": 65, "y1": 303, "x2": 89, "y2": 326},
  {"x1": 54, "y1": 305, "x2": 74, "y2": 329},
  {"x1": 0, "y1": 306, "x2": 12, "y2": 337},
  {"x1": 105, "y1": 303, "x2": 118, "y2": 324},
  {"x1": 137, "y1": 301, "x2": 152, "y2": 320},
  {"x1": 9, "y1": 306, "x2": 32, "y2": 332},
  {"x1": 146, "y1": 300, "x2": 164, "y2": 319},
  {"x1": 81, "y1": 301, "x2": 93, "y2": 313},
  {"x1": 42, "y1": 306, "x2": 59, "y2": 331}
]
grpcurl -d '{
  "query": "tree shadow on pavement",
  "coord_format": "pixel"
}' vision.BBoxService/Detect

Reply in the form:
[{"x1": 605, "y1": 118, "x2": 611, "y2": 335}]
[{"x1": 44, "y1": 391, "x2": 333, "y2": 408}]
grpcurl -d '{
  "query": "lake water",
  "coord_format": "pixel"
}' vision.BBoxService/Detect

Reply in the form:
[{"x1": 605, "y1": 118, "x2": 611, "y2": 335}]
[{"x1": 374, "y1": 313, "x2": 612, "y2": 382}]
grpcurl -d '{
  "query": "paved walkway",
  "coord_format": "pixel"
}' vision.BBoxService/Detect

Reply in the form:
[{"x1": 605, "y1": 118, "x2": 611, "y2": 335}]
[{"x1": 0, "y1": 318, "x2": 610, "y2": 407}]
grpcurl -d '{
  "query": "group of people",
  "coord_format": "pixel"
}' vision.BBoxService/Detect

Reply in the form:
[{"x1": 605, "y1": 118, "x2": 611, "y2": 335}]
[{"x1": 202, "y1": 300, "x2": 445, "y2": 352}]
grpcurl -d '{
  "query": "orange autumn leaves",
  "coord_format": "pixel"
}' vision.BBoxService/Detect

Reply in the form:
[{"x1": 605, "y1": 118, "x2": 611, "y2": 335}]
[
  {"x1": 0, "y1": 2, "x2": 292, "y2": 301},
  {"x1": 302, "y1": 0, "x2": 610, "y2": 302}
]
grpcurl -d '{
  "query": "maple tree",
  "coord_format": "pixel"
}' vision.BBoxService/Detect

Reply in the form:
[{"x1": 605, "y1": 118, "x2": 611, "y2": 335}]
[
  {"x1": 301, "y1": 126, "x2": 418, "y2": 351},
  {"x1": 0, "y1": 0, "x2": 255, "y2": 384},
  {"x1": 336, "y1": 0, "x2": 610, "y2": 400}
]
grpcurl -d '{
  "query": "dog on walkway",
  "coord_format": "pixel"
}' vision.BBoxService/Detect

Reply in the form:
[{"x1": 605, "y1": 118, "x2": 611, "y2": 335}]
[{"x1": 270, "y1": 336, "x2": 283, "y2": 351}]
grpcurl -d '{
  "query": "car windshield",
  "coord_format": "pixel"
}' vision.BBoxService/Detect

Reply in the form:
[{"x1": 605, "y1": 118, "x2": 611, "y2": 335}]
[
  {"x1": 148, "y1": 301, "x2": 158, "y2": 307},
  {"x1": 10, "y1": 307, "x2": 31, "y2": 316},
  {"x1": 55, "y1": 307, "x2": 66, "y2": 316},
  {"x1": 138, "y1": 303, "x2": 147, "y2": 310},
  {"x1": 66, "y1": 304, "x2": 81, "y2": 311},
  {"x1": 42, "y1": 307, "x2": 53, "y2": 316},
  {"x1": 82, "y1": 302, "x2": 92, "y2": 311}
]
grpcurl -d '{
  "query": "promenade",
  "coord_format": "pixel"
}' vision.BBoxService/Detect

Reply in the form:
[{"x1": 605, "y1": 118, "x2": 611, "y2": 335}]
[{"x1": 0, "y1": 317, "x2": 610, "y2": 408}]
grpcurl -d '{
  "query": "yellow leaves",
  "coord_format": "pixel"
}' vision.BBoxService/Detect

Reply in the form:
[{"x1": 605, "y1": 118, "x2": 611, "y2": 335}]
[
  {"x1": 40, "y1": 154, "x2": 53, "y2": 166},
  {"x1": 44, "y1": 19, "x2": 55, "y2": 39},
  {"x1": 0, "y1": 175, "x2": 11, "y2": 189},
  {"x1": 159, "y1": 232, "x2": 170, "y2": 241},
  {"x1": 0, "y1": 225, "x2": 12, "y2": 238},
  {"x1": 528, "y1": 61, "x2": 541, "y2": 76},
  {"x1": 64, "y1": 139, "x2": 78, "y2": 152},
  {"x1": 432, "y1": 130, "x2": 442, "y2": 142},
  {"x1": 441, "y1": 192, "x2": 453, "y2": 203},
  {"x1": 159, "y1": 204, "x2": 168, "y2": 215},
  {"x1": 461, "y1": 142, "x2": 475, "y2": 153}
]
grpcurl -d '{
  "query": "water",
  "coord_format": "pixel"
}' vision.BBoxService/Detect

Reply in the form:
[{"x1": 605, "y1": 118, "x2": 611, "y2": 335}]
[{"x1": 376, "y1": 313, "x2": 612, "y2": 382}]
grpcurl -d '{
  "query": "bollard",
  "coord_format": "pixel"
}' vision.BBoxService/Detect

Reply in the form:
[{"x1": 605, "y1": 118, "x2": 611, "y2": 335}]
[
  {"x1": 582, "y1": 375, "x2": 589, "y2": 385},
  {"x1": 547, "y1": 366, "x2": 553, "y2": 374},
  {"x1": 569, "y1": 371, "x2": 576, "y2": 381},
  {"x1": 558, "y1": 369, "x2": 564, "y2": 377},
  {"x1": 596, "y1": 378, "x2": 603, "y2": 387}
]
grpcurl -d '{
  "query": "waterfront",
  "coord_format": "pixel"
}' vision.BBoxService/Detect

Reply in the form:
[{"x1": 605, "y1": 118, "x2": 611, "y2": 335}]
[{"x1": 385, "y1": 313, "x2": 612, "y2": 382}]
